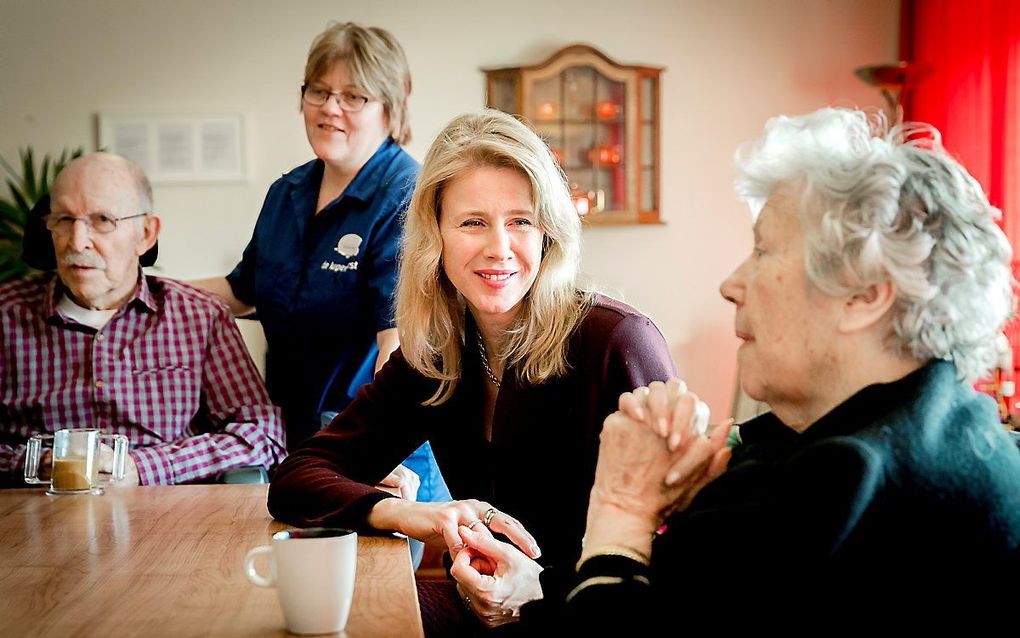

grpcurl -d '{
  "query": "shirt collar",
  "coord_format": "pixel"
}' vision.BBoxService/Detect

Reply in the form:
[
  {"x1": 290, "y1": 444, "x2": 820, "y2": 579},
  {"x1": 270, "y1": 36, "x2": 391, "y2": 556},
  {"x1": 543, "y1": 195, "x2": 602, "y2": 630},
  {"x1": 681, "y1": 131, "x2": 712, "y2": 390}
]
[
  {"x1": 45, "y1": 268, "x2": 157, "y2": 322},
  {"x1": 283, "y1": 137, "x2": 399, "y2": 205},
  {"x1": 342, "y1": 138, "x2": 399, "y2": 203},
  {"x1": 738, "y1": 360, "x2": 952, "y2": 447},
  {"x1": 797, "y1": 359, "x2": 952, "y2": 443}
]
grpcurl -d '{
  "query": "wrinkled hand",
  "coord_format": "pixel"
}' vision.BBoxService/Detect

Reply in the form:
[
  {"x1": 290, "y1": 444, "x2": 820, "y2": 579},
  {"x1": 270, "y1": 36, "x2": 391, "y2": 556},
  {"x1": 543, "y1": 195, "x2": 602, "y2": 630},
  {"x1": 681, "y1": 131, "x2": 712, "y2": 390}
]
[
  {"x1": 581, "y1": 380, "x2": 731, "y2": 561},
  {"x1": 451, "y1": 524, "x2": 544, "y2": 628},
  {"x1": 376, "y1": 464, "x2": 421, "y2": 502},
  {"x1": 99, "y1": 443, "x2": 140, "y2": 486},
  {"x1": 598, "y1": 380, "x2": 731, "y2": 519},
  {"x1": 368, "y1": 498, "x2": 541, "y2": 562},
  {"x1": 618, "y1": 379, "x2": 712, "y2": 453}
]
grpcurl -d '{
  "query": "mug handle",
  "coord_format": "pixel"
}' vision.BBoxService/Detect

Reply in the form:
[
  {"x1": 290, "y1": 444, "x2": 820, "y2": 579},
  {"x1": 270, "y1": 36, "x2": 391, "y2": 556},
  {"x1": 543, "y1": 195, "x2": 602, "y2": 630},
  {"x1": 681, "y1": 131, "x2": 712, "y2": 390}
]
[
  {"x1": 23, "y1": 434, "x2": 54, "y2": 484},
  {"x1": 244, "y1": 545, "x2": 275, "y2": 587},
  {"x1": 100, "y1": 434, "x2": 129, "y2": 482}
]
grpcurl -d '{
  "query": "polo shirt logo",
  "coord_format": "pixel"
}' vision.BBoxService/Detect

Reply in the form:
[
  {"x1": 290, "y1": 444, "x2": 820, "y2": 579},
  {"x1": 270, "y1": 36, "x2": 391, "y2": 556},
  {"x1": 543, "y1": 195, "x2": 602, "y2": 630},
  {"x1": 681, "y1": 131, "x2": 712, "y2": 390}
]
[
  {"x1": 335, "y1": 233, "x2": 363, "y2": 258},
  {"x1": 321, "y1": 260, "x2": 358, "y2": 273}
]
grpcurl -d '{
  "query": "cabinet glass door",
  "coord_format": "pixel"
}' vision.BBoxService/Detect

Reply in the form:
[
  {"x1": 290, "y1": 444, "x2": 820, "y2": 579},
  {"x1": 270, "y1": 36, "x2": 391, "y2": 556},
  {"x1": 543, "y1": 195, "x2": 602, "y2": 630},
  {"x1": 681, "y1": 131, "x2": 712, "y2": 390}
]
[
  {"x1": 525, "y1": 65, "x2": 629, "y2": 218},
  {"x1": 484, "y1": 45, "x2": 661, "y2": 224}
]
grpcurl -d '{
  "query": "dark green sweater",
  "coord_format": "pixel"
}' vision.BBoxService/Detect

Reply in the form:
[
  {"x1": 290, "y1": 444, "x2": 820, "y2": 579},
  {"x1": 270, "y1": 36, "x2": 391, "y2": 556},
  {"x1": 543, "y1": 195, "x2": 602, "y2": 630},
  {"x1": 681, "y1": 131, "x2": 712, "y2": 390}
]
[{"x1": 531, "y1": 361, "x2": 1020, "y2": 632}]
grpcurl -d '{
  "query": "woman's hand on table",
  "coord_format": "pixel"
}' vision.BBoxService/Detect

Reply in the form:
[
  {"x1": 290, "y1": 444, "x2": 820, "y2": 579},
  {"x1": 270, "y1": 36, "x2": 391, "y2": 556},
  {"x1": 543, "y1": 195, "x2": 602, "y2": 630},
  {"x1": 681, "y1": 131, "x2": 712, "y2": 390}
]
[{"x1": 367, "y1": 498, "x2": 541, "y2": 560}]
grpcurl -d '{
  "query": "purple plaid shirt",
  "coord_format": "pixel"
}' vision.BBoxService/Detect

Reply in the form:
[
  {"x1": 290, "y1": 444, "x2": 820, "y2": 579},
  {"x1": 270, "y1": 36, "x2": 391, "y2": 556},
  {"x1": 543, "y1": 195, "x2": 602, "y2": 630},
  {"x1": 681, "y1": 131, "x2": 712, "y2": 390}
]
[{"x1": 0, "y1": 272, "x2": 286, "y2": 485}]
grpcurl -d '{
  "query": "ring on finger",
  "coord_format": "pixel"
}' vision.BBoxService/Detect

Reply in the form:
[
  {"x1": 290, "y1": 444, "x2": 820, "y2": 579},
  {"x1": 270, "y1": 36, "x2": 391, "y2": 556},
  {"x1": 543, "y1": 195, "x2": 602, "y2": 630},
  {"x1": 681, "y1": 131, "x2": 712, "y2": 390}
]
[
  {"x1": 691, "y1": 400, "x2": 710, "y2": 435},
  {"x1": 467, "y1": 519, "x2": 483, "y2": 530},
  {"x1": 483, "y1": 507, "x2": 498, "y2": 527}
]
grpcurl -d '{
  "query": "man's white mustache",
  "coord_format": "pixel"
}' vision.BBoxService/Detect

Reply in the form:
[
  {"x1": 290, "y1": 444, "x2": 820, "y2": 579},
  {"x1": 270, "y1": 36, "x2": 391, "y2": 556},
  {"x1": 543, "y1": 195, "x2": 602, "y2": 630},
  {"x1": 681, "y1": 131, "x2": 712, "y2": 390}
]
[{"x1": 61, "y1": 251, "x2": 107, "y2": 269}]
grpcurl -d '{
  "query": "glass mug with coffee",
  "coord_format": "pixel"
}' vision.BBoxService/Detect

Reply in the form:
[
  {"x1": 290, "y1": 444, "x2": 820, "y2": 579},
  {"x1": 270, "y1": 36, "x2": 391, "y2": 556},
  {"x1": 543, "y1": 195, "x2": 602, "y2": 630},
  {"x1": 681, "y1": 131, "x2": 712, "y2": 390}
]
[{"x1": 24, "y1": 428, "x2": 129, "y2": 494}]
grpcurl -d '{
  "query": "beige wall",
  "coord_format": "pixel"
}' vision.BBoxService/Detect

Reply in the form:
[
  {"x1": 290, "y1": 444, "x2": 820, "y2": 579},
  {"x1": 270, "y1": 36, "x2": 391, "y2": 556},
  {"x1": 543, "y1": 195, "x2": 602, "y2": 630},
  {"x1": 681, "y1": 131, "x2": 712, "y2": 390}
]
[{"x1": 0, "y1": 0, "x2": 899, "y2": 419}]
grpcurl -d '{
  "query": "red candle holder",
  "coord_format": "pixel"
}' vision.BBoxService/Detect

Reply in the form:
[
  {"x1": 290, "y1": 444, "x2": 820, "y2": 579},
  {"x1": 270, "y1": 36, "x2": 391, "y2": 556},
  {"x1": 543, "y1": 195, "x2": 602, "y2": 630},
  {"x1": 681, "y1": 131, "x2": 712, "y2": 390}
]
[
  {"x1": 588, "y1": 144, "x2": 623, "y2": 166},
  {"x1": 538, "y1": 101, "x2": 558, "y2": 119},
  {"x1": 596, "y1": 100, "x2": 619, "y2": 120}
]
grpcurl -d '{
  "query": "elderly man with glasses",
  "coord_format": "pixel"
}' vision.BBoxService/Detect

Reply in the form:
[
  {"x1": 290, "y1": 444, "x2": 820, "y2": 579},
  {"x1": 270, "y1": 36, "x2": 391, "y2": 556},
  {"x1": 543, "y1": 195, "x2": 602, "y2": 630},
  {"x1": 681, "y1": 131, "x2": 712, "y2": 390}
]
[{"x1": 0, "y1": 152, "x2": 286, "y2": 486}]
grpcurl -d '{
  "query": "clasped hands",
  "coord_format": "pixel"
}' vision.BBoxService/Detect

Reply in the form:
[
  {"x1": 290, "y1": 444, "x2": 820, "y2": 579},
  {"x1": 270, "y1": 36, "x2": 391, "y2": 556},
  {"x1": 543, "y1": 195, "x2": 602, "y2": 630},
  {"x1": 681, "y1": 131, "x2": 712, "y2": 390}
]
[
  {"x1": 367, "y1": 492, "x2": 542, "y2": 627},
  {"x1": 591, "y1": 378, "x2": 732, "y2": 525}
]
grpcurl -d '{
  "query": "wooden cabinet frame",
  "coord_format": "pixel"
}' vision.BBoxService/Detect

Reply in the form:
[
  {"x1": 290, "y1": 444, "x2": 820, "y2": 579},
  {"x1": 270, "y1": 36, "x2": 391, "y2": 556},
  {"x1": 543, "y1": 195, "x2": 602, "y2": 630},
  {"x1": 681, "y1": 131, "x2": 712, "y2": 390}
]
[{"x1": 484, "y1": 45, "x2": 663, "y2": 225}]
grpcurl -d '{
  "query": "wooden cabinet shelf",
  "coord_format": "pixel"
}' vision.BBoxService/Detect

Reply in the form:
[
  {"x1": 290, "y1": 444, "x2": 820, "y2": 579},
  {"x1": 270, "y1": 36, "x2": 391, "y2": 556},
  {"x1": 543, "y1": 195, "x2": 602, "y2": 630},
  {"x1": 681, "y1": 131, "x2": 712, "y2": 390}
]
[{"x1": 484, "y1": 44, "x2": 662, "y2": 225}]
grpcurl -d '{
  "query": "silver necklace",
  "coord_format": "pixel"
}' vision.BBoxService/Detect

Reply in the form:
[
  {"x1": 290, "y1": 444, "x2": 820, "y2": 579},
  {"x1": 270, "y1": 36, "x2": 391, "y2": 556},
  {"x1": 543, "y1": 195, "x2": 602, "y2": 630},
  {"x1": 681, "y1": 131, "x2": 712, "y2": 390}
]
[{"x1": 476, "y1": 331, "x2": 501, "y2": 388}]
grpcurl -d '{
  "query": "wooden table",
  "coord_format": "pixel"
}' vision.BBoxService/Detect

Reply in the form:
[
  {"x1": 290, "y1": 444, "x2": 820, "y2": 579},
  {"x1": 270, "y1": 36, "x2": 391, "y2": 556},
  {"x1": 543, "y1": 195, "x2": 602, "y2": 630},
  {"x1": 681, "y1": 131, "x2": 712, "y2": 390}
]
[{"x1": 0, "y1": 484, "x2": 424, "y2": 637}]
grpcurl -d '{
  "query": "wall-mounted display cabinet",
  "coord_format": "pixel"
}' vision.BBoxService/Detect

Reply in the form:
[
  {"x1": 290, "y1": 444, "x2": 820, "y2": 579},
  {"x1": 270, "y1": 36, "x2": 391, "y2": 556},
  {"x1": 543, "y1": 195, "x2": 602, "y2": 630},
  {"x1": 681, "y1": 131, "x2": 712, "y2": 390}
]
[{"x1": 484, "y1": 45, "x2": 662, "y2": 225}]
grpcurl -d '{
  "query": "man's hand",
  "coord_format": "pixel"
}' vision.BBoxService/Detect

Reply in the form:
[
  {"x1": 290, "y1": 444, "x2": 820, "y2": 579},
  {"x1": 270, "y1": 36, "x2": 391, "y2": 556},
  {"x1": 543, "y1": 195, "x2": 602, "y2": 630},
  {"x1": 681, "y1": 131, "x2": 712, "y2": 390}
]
[
  {"x1": 37, "y1": 449, "x2": 54, "y2": 481},
  {"x1": 99, "y1": 443, "x2": 140, "y2": 486}
]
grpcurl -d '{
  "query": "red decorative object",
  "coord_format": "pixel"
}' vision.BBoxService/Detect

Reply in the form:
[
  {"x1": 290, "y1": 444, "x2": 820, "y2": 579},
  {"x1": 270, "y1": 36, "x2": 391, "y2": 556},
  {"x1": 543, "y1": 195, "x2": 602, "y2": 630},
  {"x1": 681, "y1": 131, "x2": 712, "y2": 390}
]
[
  {"x1": 588, "y1": 144, "x2": 623, "y2": 166},
  {"x1": 550, "y1": 147, "x2": 563, "y2": 165},
  {"x1": 595, "y1": 100, "x2": 619, "y2": 120}
]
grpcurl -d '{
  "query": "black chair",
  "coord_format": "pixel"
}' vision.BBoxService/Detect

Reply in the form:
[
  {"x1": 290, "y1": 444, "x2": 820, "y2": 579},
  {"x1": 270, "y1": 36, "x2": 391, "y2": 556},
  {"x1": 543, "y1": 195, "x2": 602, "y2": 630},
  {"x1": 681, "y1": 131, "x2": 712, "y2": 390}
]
[{"x1": 216, "y1": 466, "x2": 269, "y2": 484}]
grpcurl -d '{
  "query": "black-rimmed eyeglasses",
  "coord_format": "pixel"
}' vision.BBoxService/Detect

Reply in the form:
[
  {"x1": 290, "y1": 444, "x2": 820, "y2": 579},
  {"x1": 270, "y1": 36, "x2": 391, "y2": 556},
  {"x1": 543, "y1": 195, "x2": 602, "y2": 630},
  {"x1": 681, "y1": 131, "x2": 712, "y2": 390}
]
[
  {"x1": 44, "y1": 212, "x2": 150, "y2": 235},
  {"x1": 301, "y1": 84, "x2": 372, "y2": 112}
]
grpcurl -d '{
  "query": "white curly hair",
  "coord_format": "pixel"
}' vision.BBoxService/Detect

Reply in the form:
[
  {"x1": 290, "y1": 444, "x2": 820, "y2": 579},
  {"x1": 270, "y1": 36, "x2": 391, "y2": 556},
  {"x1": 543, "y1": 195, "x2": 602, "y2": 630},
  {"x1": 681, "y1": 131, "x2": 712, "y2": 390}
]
[{"x1": 735, "y1": 107, "x2": 1013, "y2": 381}]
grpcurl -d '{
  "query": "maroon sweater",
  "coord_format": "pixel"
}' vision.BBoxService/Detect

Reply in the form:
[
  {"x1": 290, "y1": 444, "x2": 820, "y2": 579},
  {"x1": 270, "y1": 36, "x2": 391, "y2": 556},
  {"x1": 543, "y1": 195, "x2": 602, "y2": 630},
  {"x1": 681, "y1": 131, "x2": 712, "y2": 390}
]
[{"x1": 267, "y1": 295, "x2": 675, "y2": 568}]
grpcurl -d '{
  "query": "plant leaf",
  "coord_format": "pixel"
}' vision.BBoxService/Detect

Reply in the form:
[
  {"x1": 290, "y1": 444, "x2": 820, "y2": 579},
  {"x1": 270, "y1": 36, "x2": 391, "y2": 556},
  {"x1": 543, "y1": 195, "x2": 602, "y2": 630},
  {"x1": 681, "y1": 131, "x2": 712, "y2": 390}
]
[
  {"x1": 22, "y1": 148, "x2": 36, "y2": 202},
  {"x1": 0, "y1": 145, "x2": 82, "y2": 283},
  {"x1": 39, "y1": 156, "x2": 52, "y2": 196},
  {"x1": 8, "y1": 181, "x2": 30, "y2": 214},
  {"x1": 0, "y1": 199, "x2": 25, "y2": 226}
]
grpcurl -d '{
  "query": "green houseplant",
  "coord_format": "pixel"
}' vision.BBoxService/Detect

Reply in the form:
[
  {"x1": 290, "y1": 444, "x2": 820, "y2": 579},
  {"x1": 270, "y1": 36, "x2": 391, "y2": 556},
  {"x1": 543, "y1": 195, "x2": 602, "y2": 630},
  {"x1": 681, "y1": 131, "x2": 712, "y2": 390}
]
[{"x1": 0, "y1": 147, "x2": 83, "y2": 282}]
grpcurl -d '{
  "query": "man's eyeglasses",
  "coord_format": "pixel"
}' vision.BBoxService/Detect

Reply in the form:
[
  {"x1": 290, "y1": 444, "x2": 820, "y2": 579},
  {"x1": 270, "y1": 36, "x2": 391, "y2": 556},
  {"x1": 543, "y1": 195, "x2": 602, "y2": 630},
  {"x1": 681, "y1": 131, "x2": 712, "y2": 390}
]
[
  {"x1": 301, "y1": 84, "x2": 372, "y2": 112},
  {"x1": 44, "y1": 212, "x2": 150, "y2": 235}
]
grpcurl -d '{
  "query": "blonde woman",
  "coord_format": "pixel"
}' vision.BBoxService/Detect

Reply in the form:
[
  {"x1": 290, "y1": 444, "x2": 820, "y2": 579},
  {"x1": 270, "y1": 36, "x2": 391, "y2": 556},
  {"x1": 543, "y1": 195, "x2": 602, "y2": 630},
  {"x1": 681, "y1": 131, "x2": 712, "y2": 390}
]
[{"x1": 269, "y1": 109, "x2": 675, "y2": 627}]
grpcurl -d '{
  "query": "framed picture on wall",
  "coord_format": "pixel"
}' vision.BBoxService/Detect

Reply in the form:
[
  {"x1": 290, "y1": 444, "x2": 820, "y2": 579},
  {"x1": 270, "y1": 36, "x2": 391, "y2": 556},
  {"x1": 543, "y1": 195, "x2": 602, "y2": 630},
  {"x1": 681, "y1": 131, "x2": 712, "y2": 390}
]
[{"x1": 96, "y1": 112, "x2": 247, "y2": 183}]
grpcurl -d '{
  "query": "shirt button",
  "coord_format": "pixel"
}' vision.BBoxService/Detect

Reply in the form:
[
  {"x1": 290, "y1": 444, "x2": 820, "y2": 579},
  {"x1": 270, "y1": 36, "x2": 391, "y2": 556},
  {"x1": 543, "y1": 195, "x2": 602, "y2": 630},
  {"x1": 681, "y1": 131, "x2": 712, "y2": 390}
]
[{"x1": 95, "y1": 380, "x2": 106, "y2": 389}]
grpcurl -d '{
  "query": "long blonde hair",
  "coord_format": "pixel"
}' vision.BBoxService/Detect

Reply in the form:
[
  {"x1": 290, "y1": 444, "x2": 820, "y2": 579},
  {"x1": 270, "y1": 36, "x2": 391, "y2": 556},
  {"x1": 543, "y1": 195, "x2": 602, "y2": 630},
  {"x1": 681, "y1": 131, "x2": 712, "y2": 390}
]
[{"x1": 396, "y1": 110, "x2": 593, "y2": 405}]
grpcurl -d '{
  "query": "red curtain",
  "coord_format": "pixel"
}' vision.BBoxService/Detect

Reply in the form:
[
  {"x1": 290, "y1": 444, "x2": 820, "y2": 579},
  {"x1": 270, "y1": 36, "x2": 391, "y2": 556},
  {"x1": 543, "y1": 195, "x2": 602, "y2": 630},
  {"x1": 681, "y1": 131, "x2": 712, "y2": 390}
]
[
  {"x1": 902, "y1": 0, "x2": 1020, "y2": 246},
  {"x1": 904, "y1": 1, "x2": 1020, "y2": 415}
]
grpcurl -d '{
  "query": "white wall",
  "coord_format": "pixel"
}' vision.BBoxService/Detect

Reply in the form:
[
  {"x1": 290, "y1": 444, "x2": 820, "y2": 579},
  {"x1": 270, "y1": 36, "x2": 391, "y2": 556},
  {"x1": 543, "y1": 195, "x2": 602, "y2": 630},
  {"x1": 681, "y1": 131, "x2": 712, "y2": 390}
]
[{"x1": 0, "y1": 0, "x2": 899, "y2": 419}]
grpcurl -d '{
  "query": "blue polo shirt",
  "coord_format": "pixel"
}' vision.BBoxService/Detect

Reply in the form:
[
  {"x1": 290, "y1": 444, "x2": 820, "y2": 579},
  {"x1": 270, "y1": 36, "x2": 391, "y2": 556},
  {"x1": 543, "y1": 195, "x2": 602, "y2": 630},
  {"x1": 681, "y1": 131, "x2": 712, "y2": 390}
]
[{"x1": 227, "y1": 138, "x2": 418, "y2": 447}]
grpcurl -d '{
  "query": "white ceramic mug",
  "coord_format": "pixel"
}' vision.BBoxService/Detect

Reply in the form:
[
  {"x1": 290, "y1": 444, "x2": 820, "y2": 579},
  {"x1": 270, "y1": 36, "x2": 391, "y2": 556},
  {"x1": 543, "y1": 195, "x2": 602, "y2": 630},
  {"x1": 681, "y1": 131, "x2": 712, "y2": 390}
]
[{"x1": 245, "y1": 528, "x2": 357, "y2": 635}]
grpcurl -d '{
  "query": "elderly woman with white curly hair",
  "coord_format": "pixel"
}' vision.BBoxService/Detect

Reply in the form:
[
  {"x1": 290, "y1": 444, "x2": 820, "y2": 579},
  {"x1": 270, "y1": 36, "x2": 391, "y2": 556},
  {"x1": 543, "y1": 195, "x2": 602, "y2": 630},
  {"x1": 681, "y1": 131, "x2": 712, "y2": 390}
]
[{"x1": 452, "y1": 107, "x2": 1020, "y2": 629}]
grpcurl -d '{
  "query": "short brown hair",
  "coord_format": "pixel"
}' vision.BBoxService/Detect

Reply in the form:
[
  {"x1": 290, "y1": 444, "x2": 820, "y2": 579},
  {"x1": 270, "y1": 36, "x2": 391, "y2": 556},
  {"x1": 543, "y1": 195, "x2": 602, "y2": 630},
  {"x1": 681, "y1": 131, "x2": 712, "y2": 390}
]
[{"x1": 304, "y1": 22, "x2": 412, "y2": 145}]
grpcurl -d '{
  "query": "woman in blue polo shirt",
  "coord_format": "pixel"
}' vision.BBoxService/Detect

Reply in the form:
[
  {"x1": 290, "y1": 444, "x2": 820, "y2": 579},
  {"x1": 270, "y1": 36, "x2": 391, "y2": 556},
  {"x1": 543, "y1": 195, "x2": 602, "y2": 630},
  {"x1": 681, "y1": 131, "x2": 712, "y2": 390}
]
[{"x1": 195, "y1": 22, "x2": 448, "y2": 506}]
